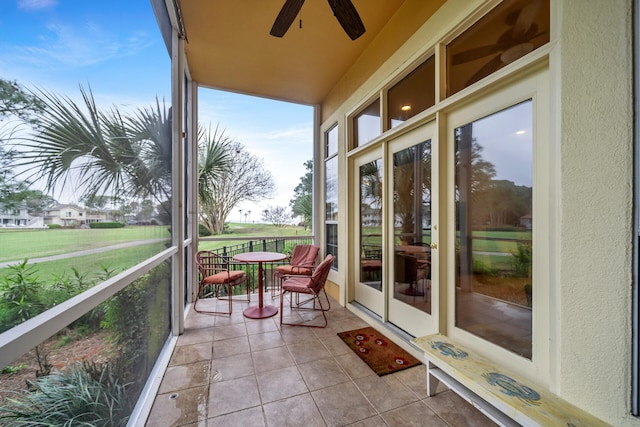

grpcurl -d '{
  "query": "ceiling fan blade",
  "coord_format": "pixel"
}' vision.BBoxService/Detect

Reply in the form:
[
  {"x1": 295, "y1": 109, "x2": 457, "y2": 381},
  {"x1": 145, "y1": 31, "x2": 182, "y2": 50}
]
[
  {"x1": 270, "y1": 0, "x2": 305, "y2": 38},
  {"x1": 328, "y1": 0, "x2": 365, "y2": 40},
  {"x1": 465, "y1": 54, "x2": 504, "y2": 87},
  {"x1": 452, "y1": 44, "x2": 500, "y2": 65},
  {"x1": 511, "y1": 0, "x2": 541, "y2": 40}
]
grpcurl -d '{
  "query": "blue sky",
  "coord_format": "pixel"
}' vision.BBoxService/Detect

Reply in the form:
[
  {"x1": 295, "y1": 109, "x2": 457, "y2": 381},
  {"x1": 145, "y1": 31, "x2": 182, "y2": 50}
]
[{"x1": 0, "y1": 0, "x2": 312, "y2": 220}]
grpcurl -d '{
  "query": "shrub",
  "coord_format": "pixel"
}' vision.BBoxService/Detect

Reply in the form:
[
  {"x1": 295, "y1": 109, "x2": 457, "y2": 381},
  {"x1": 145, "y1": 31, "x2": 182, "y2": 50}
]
[
  {"x1": 46, "y1": 224, "x2": 62, "y2": 229},
  {"x1": 0, "y1": 358, "x2": 132, "y2": 426},
  {"x1": 198, "y1": 223, "x2": 211, "y2": 237},
  {"x1": 90, "y1": 222, "x2": 125, "y2": 229},
  {"x1": 0, "y1": 261, "x2": 44, "y2": 332},
  {"x1": 512, "y1": 242, "x2": 532, "y2": 277}
]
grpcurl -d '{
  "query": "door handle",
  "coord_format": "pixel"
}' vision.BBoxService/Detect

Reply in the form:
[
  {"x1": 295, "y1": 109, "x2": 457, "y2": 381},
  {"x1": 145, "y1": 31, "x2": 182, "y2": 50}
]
[{"x1": 430, "y1": 242, "x2": 437, "y2": 249}]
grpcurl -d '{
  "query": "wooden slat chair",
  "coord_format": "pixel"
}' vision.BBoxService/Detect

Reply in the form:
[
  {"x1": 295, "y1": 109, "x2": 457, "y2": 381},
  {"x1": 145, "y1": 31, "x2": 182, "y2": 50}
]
[
  {"x1": 279, "y1": 254, "x2": 334, "y2": 328},
  {"x1": 194, "y1": 250, "x2": 250, "y2": 315},
  {"x1": 272, "y1": 244, "x2": 319, "y2": 297}
]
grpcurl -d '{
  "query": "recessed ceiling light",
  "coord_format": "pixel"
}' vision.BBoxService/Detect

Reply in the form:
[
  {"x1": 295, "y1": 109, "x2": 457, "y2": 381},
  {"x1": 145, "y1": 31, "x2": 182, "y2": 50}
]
[{"x1": 401, "y1": 105, "x2": 411, "y2": 111}]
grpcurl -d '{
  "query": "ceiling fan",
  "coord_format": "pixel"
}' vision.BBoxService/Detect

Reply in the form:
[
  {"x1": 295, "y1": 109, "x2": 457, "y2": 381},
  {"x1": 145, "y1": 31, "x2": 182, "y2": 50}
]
[
  {"x1": 452, "y1": 0, "x2": 546, "y2": 85},
  {"x1": 270, "y1": 0, "x2": 366, "y2": 41}
]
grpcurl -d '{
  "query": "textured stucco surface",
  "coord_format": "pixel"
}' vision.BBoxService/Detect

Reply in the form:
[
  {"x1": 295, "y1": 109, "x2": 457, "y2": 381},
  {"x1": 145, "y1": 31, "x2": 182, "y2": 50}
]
[{"x1": 558, "y1": 0, "x2": 634, "y2": 424}]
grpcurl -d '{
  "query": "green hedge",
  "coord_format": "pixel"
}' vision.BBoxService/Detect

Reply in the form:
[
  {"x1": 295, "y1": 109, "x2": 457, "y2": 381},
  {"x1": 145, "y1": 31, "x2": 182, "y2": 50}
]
[{"x1": 89, "y1": 222, "x2": 125, "y2": 229}]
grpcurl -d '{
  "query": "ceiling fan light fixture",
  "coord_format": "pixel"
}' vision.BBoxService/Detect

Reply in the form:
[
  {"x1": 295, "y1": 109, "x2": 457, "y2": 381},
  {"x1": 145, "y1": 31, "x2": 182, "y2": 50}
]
[{"x1": 500, "y1": 42, "x2": 534, "y2": 64}]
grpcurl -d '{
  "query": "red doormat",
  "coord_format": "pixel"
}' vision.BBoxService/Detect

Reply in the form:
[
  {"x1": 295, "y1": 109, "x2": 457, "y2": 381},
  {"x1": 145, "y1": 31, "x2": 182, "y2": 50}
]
[{"x1": 337, "y1": 327, "x2": 421, "y2": 376}]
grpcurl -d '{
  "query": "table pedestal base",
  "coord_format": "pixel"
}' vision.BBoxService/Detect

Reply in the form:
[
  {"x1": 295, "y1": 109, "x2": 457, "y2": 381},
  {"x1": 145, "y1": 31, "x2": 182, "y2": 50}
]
[{"x1": 243, "y1": 305, "x2": 278, "y2": 319}]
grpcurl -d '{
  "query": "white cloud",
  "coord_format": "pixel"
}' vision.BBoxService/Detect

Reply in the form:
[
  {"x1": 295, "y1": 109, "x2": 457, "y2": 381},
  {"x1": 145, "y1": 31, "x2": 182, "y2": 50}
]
[
  {"x1": 4, "y1": 22, "x2": 153, "y2": 70},
  {"x1": 17, "y1": 0, "x2": 57, "y2": 11}
]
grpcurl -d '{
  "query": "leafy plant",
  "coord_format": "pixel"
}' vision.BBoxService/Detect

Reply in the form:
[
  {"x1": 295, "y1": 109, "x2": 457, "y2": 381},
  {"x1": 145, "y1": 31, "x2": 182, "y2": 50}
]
[
  {"x1": 511, "y1": 242, "x2": 532, "y2": 278},
  {"x1": 0, "y1": 260, "x2": 44, "y2": 330},
  {"x1": 0, "y1": 363, "x2": 26, "y2": 374},
  {"x1": 0, "y1": 358, "x2": 132, "y2": 426}
]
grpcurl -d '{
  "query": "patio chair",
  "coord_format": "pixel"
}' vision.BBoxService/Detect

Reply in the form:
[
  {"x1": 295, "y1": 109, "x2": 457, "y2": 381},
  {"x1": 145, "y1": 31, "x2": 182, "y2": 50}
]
[
  {"x1": 194, "y1": 250, "x2": 250, "y2": 315},
  {"x1": 272, "y1": 244, "x2": 319, "y2": 297},
  {"x1": 279, "y1": 254, "x2": 335, "y2": 328}
]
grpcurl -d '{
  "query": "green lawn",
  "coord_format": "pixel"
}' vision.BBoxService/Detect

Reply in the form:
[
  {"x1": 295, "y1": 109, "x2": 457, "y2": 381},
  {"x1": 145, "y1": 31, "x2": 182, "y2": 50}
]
[
  {"x1": 0, "y1": 223, "x2": 310, "y2": 284},
  {"x1": 0, "y1": 226, "x2": 170, "y2": 263}
]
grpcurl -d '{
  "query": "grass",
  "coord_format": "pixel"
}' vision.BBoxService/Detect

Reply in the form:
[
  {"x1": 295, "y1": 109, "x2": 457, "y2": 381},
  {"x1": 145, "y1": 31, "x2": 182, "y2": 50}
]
[
  {"x1": 0, "y1": 242, "x2": 169, "y2": 284},
  {"x1": 0, "y1": 226, "x2": 170, "y2": 263},
  {"x1": 0, "y1": 223, "x2": 309, "y2": 285}
]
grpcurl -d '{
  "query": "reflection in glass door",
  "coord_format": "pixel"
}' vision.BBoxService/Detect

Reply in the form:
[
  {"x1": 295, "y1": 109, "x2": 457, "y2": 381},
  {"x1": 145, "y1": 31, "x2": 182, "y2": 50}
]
[
  {"x1": 355, "y1": 154, "x2": 384, "y2": 316},
  {"x1": 455, "y1": 100, "x2": 533, "y2": 359},
  {"x1": 388, "y1": 123, "x2": 437, "y2": 337}
]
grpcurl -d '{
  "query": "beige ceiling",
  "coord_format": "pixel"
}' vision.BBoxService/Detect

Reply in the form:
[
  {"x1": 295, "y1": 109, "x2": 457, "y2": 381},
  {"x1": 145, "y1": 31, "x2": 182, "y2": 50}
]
[{"x1": 178, "y1": 0, "x2": 407, "y2": 105}]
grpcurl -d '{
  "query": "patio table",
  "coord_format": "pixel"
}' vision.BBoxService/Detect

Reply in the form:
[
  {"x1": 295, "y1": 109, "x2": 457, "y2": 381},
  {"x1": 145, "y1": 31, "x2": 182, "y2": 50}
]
[{"x1": 233, "y1": 251, "x2": 287, "y2": 319}]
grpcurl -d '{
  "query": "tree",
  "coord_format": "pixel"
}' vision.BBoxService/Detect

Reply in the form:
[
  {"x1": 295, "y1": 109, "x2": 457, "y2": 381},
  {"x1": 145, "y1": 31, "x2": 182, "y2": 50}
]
[
  {"x1": 199, "y1": 141, "x2": 275, "y2": 234},
  {"x1": 12, "y1": 86, "x2": 172, "y2": 214},
  {"x1": 0, "y1": 78, "x2": 44, "y2": 122},
  {"x1": 197, "y1": 124, "x2": 232, "y2": 213},
  {"x1": 289, "y1": 160, "x2": 312, "y2": 228},
  {"x1": 262, "y1": 206, "x2": 291, "y2": 227}
]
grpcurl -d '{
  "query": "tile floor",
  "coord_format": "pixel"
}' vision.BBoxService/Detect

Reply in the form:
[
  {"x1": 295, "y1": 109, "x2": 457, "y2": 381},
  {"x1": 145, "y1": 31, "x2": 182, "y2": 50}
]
[{"x1": 146, "y1": 292, "x2": 497, "y2": 426}]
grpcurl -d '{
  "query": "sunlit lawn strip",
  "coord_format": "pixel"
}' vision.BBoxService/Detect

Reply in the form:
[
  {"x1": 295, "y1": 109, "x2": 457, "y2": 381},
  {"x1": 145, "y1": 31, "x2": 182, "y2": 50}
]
[
  {"x1": 0, "y1": 243, "x2": 168, "y2": 285},
  {"x1": 0, "y1": 226, "x2": 170, "y2": 263}
]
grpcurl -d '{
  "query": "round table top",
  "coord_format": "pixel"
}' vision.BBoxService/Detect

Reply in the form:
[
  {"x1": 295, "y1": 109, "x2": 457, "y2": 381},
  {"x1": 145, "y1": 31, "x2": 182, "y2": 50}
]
[{"x1": 233, "y1": 251, "x2": 288, "y2": 263}]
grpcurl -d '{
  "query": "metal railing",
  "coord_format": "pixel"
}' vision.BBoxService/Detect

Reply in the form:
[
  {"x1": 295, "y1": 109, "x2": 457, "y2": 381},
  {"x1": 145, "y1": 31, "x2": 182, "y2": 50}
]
[{"x1": 198, "y1": 235, "x2": 314, "y2": 294}]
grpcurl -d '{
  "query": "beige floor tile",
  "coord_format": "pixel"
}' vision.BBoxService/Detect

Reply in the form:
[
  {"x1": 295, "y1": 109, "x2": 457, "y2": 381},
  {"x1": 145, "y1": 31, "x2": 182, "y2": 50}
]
[
  {"x1": 248, "y1": 330, "x2": 285, "y2": 351},
  {"x1": 213, "y1": 323, "x2": 247, "y2": 341},
  {"x1": 392, "y1": 365, "x2": 428, "y2": 399},
  {"x1": 311, "y1": 382, "x2": 377, "y2": 426},
  {"x1": 334, "y1": 351, "x2": 377, "y2": 380},
  {"x1": 263, "y1": 393, "x2": 325, "y2": 427},
  {"x1": 207, "y1": 406, "x2": 265, "y2": 427},
  {"x1": 251, "y1": 345, "x2": 295, "y2": 374},
  {"x1": 297, "y1": 357, "x2": 350, "y2": 391},
  {"x1": 159, "y1": 361, "x2": 210, "y2": 394},
  {"x1": 346, "y1": 415, "x2": 389, "y2": 427},
  {"x1": 146, "y1": 386, "x2": 208, "y2": 427},
  {"x1": 319, "y1": 335, "x2": 352, "y2": 356},
  {"x1": 170, "y1": 342, "x2": 213, "y2": 367},
  {"x1": 208, "y1": 376, "x2": 261, "y2": 418},
  {"x1": 154, "y1": 292, "x2": 493, "y2": 427},
  {"x1": 183, "y1": 311, "x2": 216, "y2": 330},
  {"x1": 213, "y1": 309, "x2": 246, "y2": 326},
  {"x1": 381, "y1": 400, "x2": 449, "y2": 427},
  {"x1": 424, "y1": 390, "x2": 498, "y2": 427},
  {"x1": 279, "y1": 324, "x2": 321, "y2": 344},
  {"x1": 256, "y1": 365, "x2": 309, "y2": 403},
  {"x1": 354, "y1": 374, "x2": 419, "y2": 413},
  {"x1": 287, "y1": 341, "x2": 331, "y2": 364},
  {"x1": 245, "y1": 317, "x2": 278, "y2": 335},
  {"x1": 176, "y1": 326, "x2": 214, "y2": 347},
  {"x1": 210, "y1": 352, "x2": 254, "y2": 382},
  {"x1": 211, "y1": 336, "x2": 250, "y2": 359}
]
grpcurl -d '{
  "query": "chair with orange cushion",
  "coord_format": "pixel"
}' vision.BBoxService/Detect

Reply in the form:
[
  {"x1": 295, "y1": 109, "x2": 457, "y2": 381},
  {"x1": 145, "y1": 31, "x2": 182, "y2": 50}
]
[
  {"x1": 272, "y1": 244, "x2": 319, "y2": 297},
  {"x1": 194, "y1": 250, "x2": 250, "y2": 315},
  {"x1": 279, "y1": 254, "x2": 335, "y2": 328}
]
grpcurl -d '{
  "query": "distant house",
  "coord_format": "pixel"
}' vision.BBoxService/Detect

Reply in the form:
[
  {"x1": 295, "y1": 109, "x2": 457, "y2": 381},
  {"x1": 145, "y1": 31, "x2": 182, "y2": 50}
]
[
  {"x1": 44, "y1": 204, "x2": 106, "y2": 227},
  {"x1": 0, "y1": 203, "x2": 46, "y2": 228},
  {"x1": 0, "y1": 203, "x2": 29, "y2": 227}
]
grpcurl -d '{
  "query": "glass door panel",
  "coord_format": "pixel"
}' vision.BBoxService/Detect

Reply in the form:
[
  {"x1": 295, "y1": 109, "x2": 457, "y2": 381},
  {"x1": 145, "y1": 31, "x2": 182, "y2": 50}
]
[
  {"x1": 354, "y1": 153, "x2": 384, "y2": 316},
  {"x1": 454, "y1": 100, "x2": 533, "y2": 359},
  {"x1": 388, "y1": 123, "x2": 438, "y2": 337}
]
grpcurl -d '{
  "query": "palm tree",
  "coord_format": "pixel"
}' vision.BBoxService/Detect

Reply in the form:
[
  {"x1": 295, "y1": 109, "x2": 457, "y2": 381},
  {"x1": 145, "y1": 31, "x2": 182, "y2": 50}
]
[{"x1": 15, "y1": 86, "x2": 173, "y2": 215}]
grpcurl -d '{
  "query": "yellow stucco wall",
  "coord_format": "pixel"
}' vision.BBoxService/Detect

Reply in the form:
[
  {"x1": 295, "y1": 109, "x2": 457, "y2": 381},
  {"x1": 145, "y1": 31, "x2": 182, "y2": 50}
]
[
  {"x1": 557, "y1": 0, "x2": 634, "y2": 424},
  {"x1": 320, "y1": 0, "x2": 635, "y2": 424}
]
